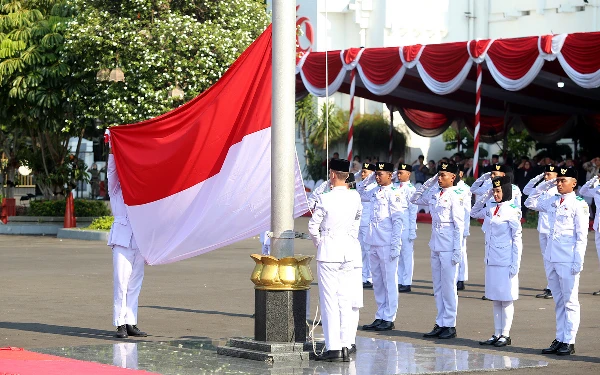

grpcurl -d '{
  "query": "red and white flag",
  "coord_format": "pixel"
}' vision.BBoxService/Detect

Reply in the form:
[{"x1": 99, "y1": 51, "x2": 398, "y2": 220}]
[{"x1": 108, "y1": 25, "x2": 309, "y2": 265}]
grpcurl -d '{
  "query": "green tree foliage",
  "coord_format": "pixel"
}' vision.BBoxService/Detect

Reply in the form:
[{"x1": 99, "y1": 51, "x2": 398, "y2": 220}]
[
  {"x1": 309, "y1": 102, "x2": 345, "y2": 150},
  {"x1": 0, "y1": 0, "x2": 79, "y2": 198},
  {"x1": 63, "y1": 0, "x2": 270, "y2": 126},
  {"x1": 501, "y1": 128, "x2": 535, "y2": 160},
  {"x1": 352, "y1": 113, "x2": 406, "y2": 161},
  {"x1": 295, "y1": 95, "x2": 317, "y2": 170},
  {"x1": 442, "y1": 126, "x2": 488, "y2": 159}
]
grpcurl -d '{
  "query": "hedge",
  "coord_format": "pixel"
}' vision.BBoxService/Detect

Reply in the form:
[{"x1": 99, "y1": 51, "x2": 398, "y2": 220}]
[
  {"x1": 89, "y1": 216, "x2": 114, "y2": 231},
  {"x1": 29, "y1": 199, "x2": 111, "y2": 217}
]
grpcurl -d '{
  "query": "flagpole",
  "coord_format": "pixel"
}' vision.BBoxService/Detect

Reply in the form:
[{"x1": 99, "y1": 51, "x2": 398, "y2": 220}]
[{"x1": 271, "y1": 0, "x2": 297, "y2": 259}]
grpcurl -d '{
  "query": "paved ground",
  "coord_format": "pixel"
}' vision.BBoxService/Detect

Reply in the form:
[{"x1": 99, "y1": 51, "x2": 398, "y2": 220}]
[{"x1": 0, "y1": 218, "x2": 599, "y2": 374}]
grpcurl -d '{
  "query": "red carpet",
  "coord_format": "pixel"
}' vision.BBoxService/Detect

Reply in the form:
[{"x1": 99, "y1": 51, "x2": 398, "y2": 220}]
[{"x1": 0, "y1": 347, "x2": 157, "y2": 375}]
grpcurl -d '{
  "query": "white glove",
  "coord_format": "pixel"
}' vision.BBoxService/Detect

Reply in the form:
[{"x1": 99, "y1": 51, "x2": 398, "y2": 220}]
[
  {"x1": 423, "y1": 174, "x2": 438, "y2": 189},
  {"x1": 390, "y1": 247, "x2": 401, "y2": 261},
  {"x1": 451, "y1": 250, "x2": 461, "y2": 265},
  {"x1": 409, "y1": 230, "x2": 417, "y2": 241},
  {"x1": 571, "y1": 262, "x2": 583, "y2": 275},
  {"x1": 392, "y1": 171, "x2": 398, "y2": 180},
  {"x1": 509, "y1": 264, "x2": 518, "y2": 278},
  {"x1": 482, "y1": 172, "x2": 492, "y2": 180},
  {"x1": 539, "y1": 178, "x2": 557, "y2": 191}
]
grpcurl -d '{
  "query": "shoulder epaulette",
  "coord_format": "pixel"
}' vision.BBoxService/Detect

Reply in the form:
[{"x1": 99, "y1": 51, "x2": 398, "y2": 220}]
[
  {"x1": 408, "y1": 183, "x2": 414, "y2": 187},
  {"x1": 453, "y1": 188, "x2": 463, "y2": 194},
  {"x1": 576, "y1": 196, "x2": 584, "y2": 201},
  {"x1": 391, "y1": 187, "x2": 397, "y2": 190},
  {"x1": 510, "y1": 203, "x2": 517, "y2": 209}
]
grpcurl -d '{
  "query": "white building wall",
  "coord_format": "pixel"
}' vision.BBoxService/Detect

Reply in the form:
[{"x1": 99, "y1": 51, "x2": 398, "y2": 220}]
[{"x1": 268, "y1": 0, "x2": 600, "y2": 173}]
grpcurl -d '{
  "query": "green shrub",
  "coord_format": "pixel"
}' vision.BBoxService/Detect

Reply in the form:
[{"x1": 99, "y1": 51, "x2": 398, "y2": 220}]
[
  {"x1": 29, "y1": 199, "x2": 111, "y2": 217},
  {"x1": 89, "y1": 216, "x2": 114, "y2": 231}
]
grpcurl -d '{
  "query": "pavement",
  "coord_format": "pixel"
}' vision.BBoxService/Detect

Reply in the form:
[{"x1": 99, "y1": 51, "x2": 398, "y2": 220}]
[{"x1": 0, "y1": 217, "x2": 599, "y2": 374}]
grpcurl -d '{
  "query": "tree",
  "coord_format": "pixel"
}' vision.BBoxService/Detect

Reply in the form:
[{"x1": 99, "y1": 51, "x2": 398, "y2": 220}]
[
  {"x1": 62, "y1": 0, "x2": 270, "y2": 127},
  {"x1": 352, "y1": 113, "x2": 406, "y2": 162},
  {"x1": 295, "y1": 95, "x2": 317, "y2": 171},
  {"x1": 500, "y1": 128, "x2": 535, "y2": 160},
  {"x1": 442, "y1": 126, "x2": 488, "y2": 159},
  {"x1": 0, "y1": 0, "x2": 80, "y2": 198},
  {"x1": 309, "y1": 101, "x2": 344, "y2": 151}
]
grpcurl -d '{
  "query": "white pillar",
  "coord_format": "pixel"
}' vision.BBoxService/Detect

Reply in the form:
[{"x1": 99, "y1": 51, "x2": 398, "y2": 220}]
[{"x1": 271, "y1": 0, "x2": 297, "y2": 258}]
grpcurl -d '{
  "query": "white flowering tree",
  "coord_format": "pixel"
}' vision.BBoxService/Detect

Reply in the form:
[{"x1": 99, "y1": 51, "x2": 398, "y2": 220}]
[{"x1": 63, "y1": 0, "x2": 270, "y2": 127}]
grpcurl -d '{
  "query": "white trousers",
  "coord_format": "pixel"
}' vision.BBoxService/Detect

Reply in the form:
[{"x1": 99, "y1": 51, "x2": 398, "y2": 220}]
[
  {"x1": 113, "y1": 343, "x2": 138, "y2": 369},
  {"x1": 547, "y1": 262, "x2": 580, "y2": 344},
  {"x1": 431, "y1": 251, "x2": 459, "y2": 327},
  {"x1": 397, "y1": 231, "x2": 414, "y2": 286},
  {"x1": 492, "y1": 301, "x2": 514, "y2": 337},
  {"x1": 113, "y1": 245, "x2": 145, "y2": 327},
  {"x1": 359, "y1": 226, "x2": 371, "y2": 283},
  {"x1": 370, "y1": 245, "x2": 399, "y2": 322},
  {"x1": 317, "y1": 261, "x2": 353, "y2": 351},
  {"x1": 595, "y1": 230, "x2": 600, "y2": 268},
  {"x1": 458, "y1": 236, "x2": 468, "y2": 281},
  {"x1": 540, "y1": 233, "x2": 550, "y2": 290}
]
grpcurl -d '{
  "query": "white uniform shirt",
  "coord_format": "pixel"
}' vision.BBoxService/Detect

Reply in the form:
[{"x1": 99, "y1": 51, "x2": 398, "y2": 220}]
[
  {"x1": 308, "y1": 180, "x2": 331, "y2": 212},
  {"x1": 356, "y1": 175, "x2": 405, "y2": 249},
  {"x1": 579, "y1": 176, "x2": 600, "y2": 231},
  {"x1": 457, "y1": 180, "x2": 472, "y2": 237},
  {"x1": 355, "y1": 172, "x2": 378, "y2": 228},
  {"x1": 395, "y1": 181, "x2": 418, "y2": 234},
  {"x1": 525, "y1": 188, "x2": 588, "y2": 264},
  {"x1": 471, "y1": 199, "x2": 522, "y2": 267},
  {"x1": 308, "y1": 186, "x2": 362, "y2": 263},
  {"x1": 411, "y1": 184, "x2": 465, "y2": 252},
  {"x1": 107, "y1": 154, "x2": 137, "y2": 248},
  {"x1": 523, "y1": 174, "x2": 558, "y2": 234}
]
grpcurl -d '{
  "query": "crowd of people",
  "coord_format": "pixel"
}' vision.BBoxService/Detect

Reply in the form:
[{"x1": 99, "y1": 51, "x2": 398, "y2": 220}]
[{"x1": 305, "y1": 152, "x2": 599, "y2": 362}]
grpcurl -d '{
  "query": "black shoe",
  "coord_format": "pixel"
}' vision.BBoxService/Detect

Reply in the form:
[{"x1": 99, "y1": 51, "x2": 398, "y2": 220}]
[
  {"x1": 494, "y1": 335, "x2": 511, "y2": 347},
  {"x1": 347, "y1": 344, "x2": 356, "y2": 355},
  {"x1": 541, "y1": 339, "x2": 562, "y2": 354},
  {"x1": 362, "y1": 319, "x2": 383, "y2": 330},
  {"x1": 315, "y1": 350, "x2": 343, "y2": 362},
  {"x1": 126, "y1": 324, "x2": 148, "y2": 337},
  {"x1": 423, "y1": 324, "x2": 444, "y2": 338},
  {"x1": 593, "y1": 290, "x2": 600, "y2": 296},
  {"x1": 398, "y1": 285, "x2": 412, "y2": 293},
  {"x1": 556, "y1": 343, "x2": 575, "y2": 356},
  {"x1": 438, "y1": 327, "x2": 457, "y2": 339},
  {"x1": 363, "y1": 281, "x2": 373, "y2": 289},
  {"x1": 536, "y1": 289, "x2": 552, "y2": 299},
  {"x1": 115, "y1": 325, "x2": 128, "y2": 338},
  {"x1": 482, "y1": 295, "x2": 491, "y2": 301},
  {"x1": 479, "y1": 335, "x2": 499, "y2": 345},
  {"x1": 374, "y1": 320, "x2": 395, "y2": 331},
  {"x1": 342, "y1": 347, "x2": 349, "y2": 362},
  {"x1": 457, "y1": 281, "x2": 465, "y2": 290}
]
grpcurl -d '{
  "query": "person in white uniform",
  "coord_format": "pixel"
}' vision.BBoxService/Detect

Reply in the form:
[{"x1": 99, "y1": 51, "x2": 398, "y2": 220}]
[
  {"x1": 578, "y1": 172, "x2": 600, "y2": 296},
  {"x1": 107, "y1": 144, "x2": 148, "y2": 339},
  {"x1": 354, "y1": 163, "x2": 378, "y2": 289},
  {"x1": 523, "y1": 165, "x2": 558, "y2": 299},
  {"x1": 394, "y1": 163, "x2": 418, "y2": 293},
  {"x1": 410, "y1": 163, "x2": 465, "y2": 339},
  {"x1": 471, "y1": 176, "x2": 522, "y2": 348},
  {"x1": 525, "y1": 166, "x2": 588, "y2": 356},
  {"x1": 308, "y1": 159, "x2": 362, "y2": 362},
  {"x1": 456, "y1": 166, "x2": 472, "y2": 291},
  {"x1": 358, "y1": 162, "x2": 404, "y2": 332}
]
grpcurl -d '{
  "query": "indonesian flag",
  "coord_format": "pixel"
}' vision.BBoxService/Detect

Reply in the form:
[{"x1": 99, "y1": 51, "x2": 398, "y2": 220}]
[{"x1": 108, "y1": 25, "x2": 309, "y2": 265}]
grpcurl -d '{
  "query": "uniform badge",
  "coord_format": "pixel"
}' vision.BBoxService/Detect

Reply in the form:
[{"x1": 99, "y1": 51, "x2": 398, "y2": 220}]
[{"x1": 396, "y1": 196, "x2": 401, "y2": 202}]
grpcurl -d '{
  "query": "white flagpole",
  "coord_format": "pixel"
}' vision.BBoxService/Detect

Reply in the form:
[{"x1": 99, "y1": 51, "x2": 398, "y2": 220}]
[{"x1": 271, "y1": 0, "x2": 297, "y2": 258}]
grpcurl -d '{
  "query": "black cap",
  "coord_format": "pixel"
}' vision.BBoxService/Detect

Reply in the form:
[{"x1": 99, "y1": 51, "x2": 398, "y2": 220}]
[
  {"x1": 330, "y1": 159, "x2": 350, "y2": 172},
  {"x1": 437, "y1": 162, "x2": 459, "y2": 174},
  {"x1": 362, "y1": 162, "x2": 376, "y2": 171},
  {"x1": 397, "y1": 163, "x2": 412, "y2": 172},
  {"x1": 557, "y1": 166, "x2": 578, "y2": 178},
  {"x1": 491, "y1": 164, "x2": 512, "y2": 174},
  {"x1": 375, "y1": 162, "x2": 394, "y2": 172},
  {"x1": 492, "y1": 175, "x2": 511, "y2": 188},
  {"x1": 492, "y1": 154, "x2": 500, "y2": 159},
  {"x1": 544, "y1": 164, "x2": 558, "y2": 173}
]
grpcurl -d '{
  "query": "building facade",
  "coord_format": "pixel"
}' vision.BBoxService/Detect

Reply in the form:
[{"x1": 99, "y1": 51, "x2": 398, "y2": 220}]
[{"x1": 268, "y1": 0, "x2": 600, "y2": 170}]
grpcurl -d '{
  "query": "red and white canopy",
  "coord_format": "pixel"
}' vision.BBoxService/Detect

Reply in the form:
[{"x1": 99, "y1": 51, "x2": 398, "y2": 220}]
[{"x1": 295, "y1": 32, "x2": 600, "y2": 143}]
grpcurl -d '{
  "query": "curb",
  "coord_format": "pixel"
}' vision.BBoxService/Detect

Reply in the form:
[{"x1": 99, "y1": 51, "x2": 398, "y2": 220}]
[
  {"x1": 57, "y1": 228, "x2": 109, "y2": 241},
  {"x1": 0, "y1": 224, "x2": 60, "y2": 235}
]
